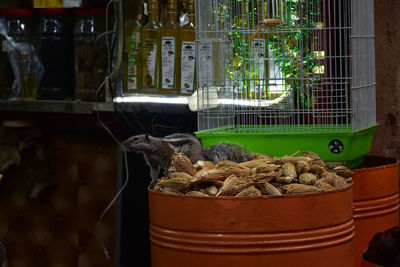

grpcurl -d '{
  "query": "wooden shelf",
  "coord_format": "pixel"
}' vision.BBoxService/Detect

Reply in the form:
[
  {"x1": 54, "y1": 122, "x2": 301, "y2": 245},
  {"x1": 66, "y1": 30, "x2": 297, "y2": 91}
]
[{"x1": 0, "y1": 99, "x2": 115, "y2": 114}]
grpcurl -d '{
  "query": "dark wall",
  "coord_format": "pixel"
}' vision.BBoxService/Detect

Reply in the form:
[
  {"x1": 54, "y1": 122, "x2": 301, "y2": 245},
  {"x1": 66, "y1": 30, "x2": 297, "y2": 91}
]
[{"x1": 370, "y1": 0, "x2": 400, "y2": 159}]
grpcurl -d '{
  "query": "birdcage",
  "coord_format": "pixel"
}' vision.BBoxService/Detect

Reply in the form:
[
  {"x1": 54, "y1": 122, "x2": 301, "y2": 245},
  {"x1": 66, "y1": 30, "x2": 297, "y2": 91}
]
[{"x1": 194, "y1": 0, "x2": 377, "y2": 167}]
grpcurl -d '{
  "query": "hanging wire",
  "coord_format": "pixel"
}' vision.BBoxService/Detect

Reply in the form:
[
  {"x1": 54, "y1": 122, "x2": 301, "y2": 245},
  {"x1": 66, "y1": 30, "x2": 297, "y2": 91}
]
[{"x1": 93, "y1": 0, "x2": 130, "y2": 261}]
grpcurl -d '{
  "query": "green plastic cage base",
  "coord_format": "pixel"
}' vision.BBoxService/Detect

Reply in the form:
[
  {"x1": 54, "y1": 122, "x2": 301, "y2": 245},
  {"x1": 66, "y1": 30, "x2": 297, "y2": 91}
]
[{"x1": 196, "y1": 124, "x2": 379, "y2": 169}]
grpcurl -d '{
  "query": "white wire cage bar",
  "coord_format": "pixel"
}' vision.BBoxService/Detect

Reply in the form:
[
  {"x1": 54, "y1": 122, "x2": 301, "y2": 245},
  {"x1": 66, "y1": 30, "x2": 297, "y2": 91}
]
[{"x1": 195, "y1": 0, "x2": 376, "y2": 134}]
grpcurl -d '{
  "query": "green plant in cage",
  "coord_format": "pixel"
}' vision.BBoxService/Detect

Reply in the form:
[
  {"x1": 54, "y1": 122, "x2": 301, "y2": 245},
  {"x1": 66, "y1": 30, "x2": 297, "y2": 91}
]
[{"x1": 269, "y1": 0, "x2": 322, "y2": 108}]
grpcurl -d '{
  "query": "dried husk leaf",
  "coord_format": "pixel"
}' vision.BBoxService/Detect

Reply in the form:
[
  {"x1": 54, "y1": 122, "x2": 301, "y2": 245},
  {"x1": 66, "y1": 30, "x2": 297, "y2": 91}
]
[
  {"x1": 157, "y1": 178, "x2": 191, "y2": 192},
  {"x1": 319, "y1": 172, "x2": 349, "y2": 189},
  {"x1": 193, "y1": 160, "x2": 206, "y2": 170},
  {"x1": 157, "y1": 187, "x2": 184, "y2": 195},
  {"x1": 296, "y1": 160, "x2": 311, "y2": 174},
  {"x1": 186, "y1": 191, "x2": 209, "y2": 197},
  {"x1": 235, "y1": 186, "x2": 262, "y2": 197},
  {"x1": 282, "y1": 184, "x2": 322, "y2": 194},
  {"x1": 315, "y1": 180, "x2": 335, "y2": 191},
  {"x1": 251, "y1": 164, "x2": 281, "y2": 173},
  {"x1": 239, "y1": 159, "x2": 275, "y2": 168},
  {"x1": 281, "y1": 163, "x2": 297, "y2": 178},
  {"x1": 329, "y1": 166, "x2": 354, "y2": 178},
  {"x1": 199, "y1": 169, "x2": 228, "y2": 182},
  {"x1": 194, "y1": 167, "x2": 212, "y2": 180},
  {"x1": 299, "y1": 173, "x2": 318, "y2": 185},
  {"x1": 275, "y1": 155, "x2": 313, "y2": 165},
  {"x1": 171, "y1": 152, "x2": 196, "y2": 176},
  {"x1": 248, "y1": 153, "x2": 274, "y2": 160},
  {"x1": 256, "y1": 182, "x2": 282, "y2": 196},
  {"x1": 302, "y1": 151, "x2": 322, "y2": 160},
  {"x1": 217, "y1": 174, "x2": 239, "y2": 196},
  {"x1": 309, "y1": 164, "x2": 326, "y2": 175},
  {"x1": 168, "y1": 172, "x2": 195, "y2": 182},
  {"x1": 275, "y1": 176, "x2": 294, "y2": 184},
  {"x1": 311, "y1": 159, "x2": 326, "y2": 167},
  {"x1": 201, "y1": 185, "x2": 218, "y2": 196},
  {"x1": 216, "y1": 161, "x2": 252, "y2": 177}
]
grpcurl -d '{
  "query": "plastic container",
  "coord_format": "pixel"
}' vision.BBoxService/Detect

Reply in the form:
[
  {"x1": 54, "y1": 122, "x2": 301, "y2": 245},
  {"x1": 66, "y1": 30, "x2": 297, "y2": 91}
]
[
  {"x1": 73, "y1": 8, "x2": 107, "y2": 101},
  {"x1": 352, "y1": 156, "x2": 399, "y2": 267},
  {"x1": 0, "y1": 9, "x2": 36, "y2": 99},
  {"x1": 149, "y1": 186, "x2": 355, "y2": 267},
  {"x1": 196, "y1": 124, "x2": 378, "y2": 168},
  {"x1": 37, "y1": 8, "x2": 74, "y2": 100}
]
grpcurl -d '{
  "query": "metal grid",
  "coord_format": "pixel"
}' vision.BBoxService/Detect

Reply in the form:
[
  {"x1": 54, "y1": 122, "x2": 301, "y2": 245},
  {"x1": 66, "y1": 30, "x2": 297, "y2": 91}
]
[{"x1": 195, "y1": 0, "x2": 376, "y2": 134}]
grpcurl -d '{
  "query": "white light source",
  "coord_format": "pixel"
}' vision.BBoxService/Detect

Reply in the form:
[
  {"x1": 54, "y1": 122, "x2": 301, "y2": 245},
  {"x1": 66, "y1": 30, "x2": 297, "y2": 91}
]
[{"x1": 114, "y1": 95, "x2": 189, "y2": 104}]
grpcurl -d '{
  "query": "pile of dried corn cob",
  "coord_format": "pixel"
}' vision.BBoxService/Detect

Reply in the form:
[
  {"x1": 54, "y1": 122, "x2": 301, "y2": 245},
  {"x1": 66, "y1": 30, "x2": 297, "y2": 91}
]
[{"x1": 154, "y1": 151, "x2": 353, "y2": 197}]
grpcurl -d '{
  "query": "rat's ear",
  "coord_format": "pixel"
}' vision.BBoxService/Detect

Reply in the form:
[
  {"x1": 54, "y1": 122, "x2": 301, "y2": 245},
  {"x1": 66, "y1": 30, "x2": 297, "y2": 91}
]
[{"x1": 145, "y1": 134, "x2": 150, "y2": 143}]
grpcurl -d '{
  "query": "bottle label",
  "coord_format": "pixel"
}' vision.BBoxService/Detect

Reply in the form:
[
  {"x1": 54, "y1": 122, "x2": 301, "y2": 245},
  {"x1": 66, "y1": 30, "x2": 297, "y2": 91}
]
[
  {"x1": 198, "y1": 41, "x2": 213, "y2": 88},
  {"x1": 161, "y1": 37, "x2": 176, "y2": 89},
  {"x1": 142, "y1": 39, "x2": 157, "y2": 88},
  {"x1": 250, "y1": 39, "x2": 266, "y2": 94},
  {"x1": 180, "y1": 41, "x2": 196, "y2": 94},
  {"x1": 127, "y1": 31, "x2": 139, "y2": 90}
]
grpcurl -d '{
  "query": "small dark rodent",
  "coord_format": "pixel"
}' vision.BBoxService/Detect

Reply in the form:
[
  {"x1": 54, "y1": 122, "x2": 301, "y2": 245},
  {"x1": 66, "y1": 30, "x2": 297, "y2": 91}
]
[
  {"x1": 123, "y1": 133, "x2": 253, "y2": 187},
  {"x1": 363, "y1": 226, "x2": 400, "y2": 267}
]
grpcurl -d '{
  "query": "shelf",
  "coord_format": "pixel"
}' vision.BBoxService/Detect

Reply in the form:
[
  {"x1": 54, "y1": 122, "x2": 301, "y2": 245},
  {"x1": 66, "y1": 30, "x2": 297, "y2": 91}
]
[
  {"x1": 0, "y1": 99, "x2": 115, "y2": 114},
  {"x1": 0, "y1": 94, "x2": 194, "y2": 114}
]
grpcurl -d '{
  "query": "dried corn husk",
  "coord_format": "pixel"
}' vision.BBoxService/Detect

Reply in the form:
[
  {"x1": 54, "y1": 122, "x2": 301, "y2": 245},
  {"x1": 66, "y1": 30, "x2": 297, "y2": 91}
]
[
  {"x1": 194, "y1": 167, "x2": 212, "y2": 180},
  {"x1": 157, "y1": 187, "x2": 184, "y2": 195},
  {"x1": 256, "y1": 182, "x2": 282, "y2": 196},
  {"x1": 186, "y1": 191, "x2": 209, "y2": 197},
  {"x1": 171, "y1": 152, "x2": 196, "y2": 176},
  {"x1": 299, "y1": 173, "x2": 318, "y2": 185},
  {"x1": 201, "y1": 185, "x2": 218, "y2": 196},
  {"x1": 302, "y1": 151, "x2": 322, "y2": 160},
  {"x1": 319, "y1": 172, "x2": 349, "y2": 189},
  {"x1": 198, "y1": 169, "x2": 228, "y2": 182},
  {"x1": 296, "y1": 160, "x2": 311, "y2": 174},
  {"x1": 168, "y1": 172, "x2": 195, "y2": 182},
  {"x1": 157, "y1": 178, "x2": 191, "y2": 192},
  {"x1": 276, "y1": 176, "x2": 294, "y2": 184},
  {"x1": 239, "y1": 159, "x2": 275, "y2": 168},
  {"x1": 216, "y1": 161, "x2": 252, "y2": 177},
  {"x1": 309, "y1": 164, "x2": 326, "y2": 175},
  {"x1": 282, "y1": 184, "x2": 322, "y2": 194},
  {"x1": 281, "y1": 163, "x2": 297, "y2": 179},
  {"x1": 275, "y1": 155, "x2": 313, "y2": 165},
  {"x1": 217, "y1": 174, "x2": 239, "y2": 196},
  {"x1": 329, "y1": 166, "x2": 354, "y2": 178},
  {"x1": 251, "y1": 164, "x2": 280, "y2": 173},
  {"x1": 236, "y1": 186, "x2": 262, "y2": 197},
  {"x1": 315, "y1": 180, "x2": 335, "y2": 191}
]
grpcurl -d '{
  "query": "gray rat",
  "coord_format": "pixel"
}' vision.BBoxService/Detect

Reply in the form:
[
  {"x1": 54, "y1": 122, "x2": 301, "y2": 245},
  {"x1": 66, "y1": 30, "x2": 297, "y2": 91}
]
[{"x1": 123, "y1": 133, "x2": 253, "y2": 187}]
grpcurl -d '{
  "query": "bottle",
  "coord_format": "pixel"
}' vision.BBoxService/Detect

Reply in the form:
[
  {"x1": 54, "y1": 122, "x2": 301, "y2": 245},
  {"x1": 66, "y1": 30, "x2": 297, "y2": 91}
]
[
  {"x1": 142, "y1": 0, "x2": 160, "y2": 93},
  {"x1": 159, "y1": 0, "x2": 179, "y2": 94},
  {"x1": 179, "y1": 0, "x2": 195, "y2": 95},
  {"x1": 74, "y1": 8, "x2": 108, "y2": 101},
  {"x1": 37, "y1": 8, "x2": 74, "y2": 100},
  {"x1": 124, "y1": 0, "x2": 143, "y2": 93},
  {"x1": 0, "y1": 9, "x2": 35, "y2": 99}
]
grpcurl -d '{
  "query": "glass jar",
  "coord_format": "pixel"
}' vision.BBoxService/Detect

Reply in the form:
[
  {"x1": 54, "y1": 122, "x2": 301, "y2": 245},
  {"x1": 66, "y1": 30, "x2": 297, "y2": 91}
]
[
  {"x1": 0, "y1": 9, "x2": 35, "y2": 99},
  {"x1": 37, "y1": 8, "x2": 74, "y2": 100},
  {"x1": 73, "y1": 8, "x2": 107, "y2": 101}
]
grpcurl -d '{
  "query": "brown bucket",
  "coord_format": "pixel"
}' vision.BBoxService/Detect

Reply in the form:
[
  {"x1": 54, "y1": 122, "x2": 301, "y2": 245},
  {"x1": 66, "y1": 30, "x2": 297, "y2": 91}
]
[
  {"x1": 353, "y1": 156, "x2": 399, "y2": 267},
  {"x1": 149, "y1": 186, "x2": 354, "y2": 267}
]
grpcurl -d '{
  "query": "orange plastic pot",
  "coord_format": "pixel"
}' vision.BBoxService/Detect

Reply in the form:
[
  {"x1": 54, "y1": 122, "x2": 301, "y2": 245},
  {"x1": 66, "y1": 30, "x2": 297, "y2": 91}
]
[
  {"x1": 352, "y1": 156, "x2": 399, "y2": 267},
  {"x1": 149, "y1": 186, "x2": 354, "y2": 267}
]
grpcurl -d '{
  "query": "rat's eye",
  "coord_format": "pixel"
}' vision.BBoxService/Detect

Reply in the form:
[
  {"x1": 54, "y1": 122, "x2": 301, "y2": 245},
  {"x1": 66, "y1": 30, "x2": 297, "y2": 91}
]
[{"x1": 132, "y1": 137, "x2": 140, "y2": 143}]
